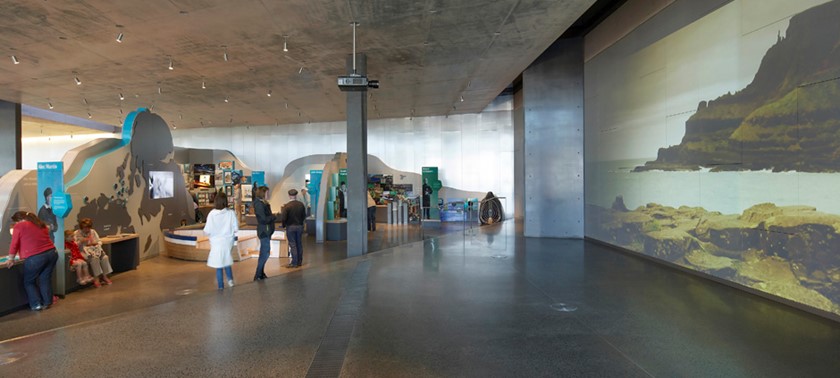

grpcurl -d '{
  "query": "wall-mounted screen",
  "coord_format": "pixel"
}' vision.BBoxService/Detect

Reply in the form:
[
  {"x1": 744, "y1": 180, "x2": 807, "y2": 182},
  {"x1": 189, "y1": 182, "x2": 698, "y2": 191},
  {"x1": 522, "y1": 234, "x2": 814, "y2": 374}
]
[
  {"x1": 148, "y1": 171, "x2": 174, "y2": 199},
  {"x1": 193, "y1": 164, "x2": 215, "y2": 189}
]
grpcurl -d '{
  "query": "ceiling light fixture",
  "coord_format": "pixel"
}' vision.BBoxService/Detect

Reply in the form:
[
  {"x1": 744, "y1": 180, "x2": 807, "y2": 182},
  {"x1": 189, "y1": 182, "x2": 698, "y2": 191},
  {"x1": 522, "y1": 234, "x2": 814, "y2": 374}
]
[
  {"x1": 223, "y1": 46, "x2": 229, "y2": 62},
  {"x1": 11, "y1": 55, "x2": 19, "y2": 64},
  {"x1": 116, "y1": 32, "x2": 124, "y2": 43},
  {"x1": 202, "y1": 80, "x2": 206, "y2": 89},
  {"x1": 48, "y1": 101, "x2": 53, "y2": 109},
  {"x1": 83, "y1": 98, "x2": 88, "y2": 105},
  {"x1": 158, "y1": 86, "x2": 162, "y2": 94},
  {"x1": 119, "y1": 92, "x2": 124, "y2": 100},
  {"x1": 168, "y1": 57, "x2": 174, "y2": 70},
  {"x1": 298, "y1": 66, "x2": 303, "y2": 74},
  {"x1": 283, "y1": 35, "x2": 289, "y2": 52},
  {"x1": 267, "y1": 89, "x2": 272, "y2": 97},
  {"x1": 88, "y1": 112, "x2": 92, "y2": 119},
  {"x1": 460, "y1": 95, "x2": 464, "y2": 102},
  {"x1": 74, "y1": 76, "x2": 82, "y2": 85},
  {"x1": 224, "y1": 96, "x2": 229, "y2": 103}
]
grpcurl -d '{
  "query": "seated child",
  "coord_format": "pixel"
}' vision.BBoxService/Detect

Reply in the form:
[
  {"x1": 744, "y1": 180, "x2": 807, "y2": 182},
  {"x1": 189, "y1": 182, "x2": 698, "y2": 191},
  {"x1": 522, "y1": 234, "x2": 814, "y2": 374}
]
[{"x1": 65, "y1": 230, "x2": 94, "y2": 285}]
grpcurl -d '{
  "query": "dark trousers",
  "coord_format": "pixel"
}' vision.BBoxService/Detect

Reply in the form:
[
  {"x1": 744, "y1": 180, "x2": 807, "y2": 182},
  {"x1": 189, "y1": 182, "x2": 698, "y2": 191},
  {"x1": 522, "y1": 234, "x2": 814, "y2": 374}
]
[
  {"x1": 367, "y1": 206, "x2": 376, "y2": 231},
  {"x1": 254, "y1": 236, "x2": 270, "y2": 279},
  {"x1": 23, "y1": 249, "x2": 58, "y2": 309},
  {"x1": 287, "y1": 225, "x2": 303, "y2": 266}
]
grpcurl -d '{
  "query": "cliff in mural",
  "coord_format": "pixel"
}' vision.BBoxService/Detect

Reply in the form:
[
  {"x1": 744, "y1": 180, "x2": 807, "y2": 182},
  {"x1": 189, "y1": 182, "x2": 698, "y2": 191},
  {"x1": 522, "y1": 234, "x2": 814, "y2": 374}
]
[
  {"x1": 637, "y1": 0, "x2": 840, "y2": 172},
  {"x1": 589, "y1": 200, "x2": 840, "y2": 316}
]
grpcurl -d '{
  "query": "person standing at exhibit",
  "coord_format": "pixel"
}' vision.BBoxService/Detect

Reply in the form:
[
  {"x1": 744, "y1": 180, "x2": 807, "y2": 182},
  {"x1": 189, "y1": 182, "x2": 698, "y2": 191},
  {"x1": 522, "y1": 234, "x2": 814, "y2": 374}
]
[
  {"x1": 74, "y1": 218, "x2": 113, "y2": 287},
  {"x1": 367, "y1": 189, "x2": 377, "y2": 232},
  {"x1": 37, "y1": 187, "x2": 58, "y2": 243},
  {"x1": 301, "y1": 180, "x2": 311, "y2": 217},
  {"x1": 281, "y1": 189, "x2": 307, "y2": 268},
  {"x1": 252, "y1": 186, "x2": 276, "y2": 280},
  {"x1": 204, "y1": 191, "x2": 238, "y2": 290},
  {"x1": 337, "y1": 181, "x2": 347, "y2": 218},
  {"x1": 422, "y1": 179, "x2": 432, "y2": 219},
  {"x1": 5, "y1": 211, "x2": 59, "y2": 311}
]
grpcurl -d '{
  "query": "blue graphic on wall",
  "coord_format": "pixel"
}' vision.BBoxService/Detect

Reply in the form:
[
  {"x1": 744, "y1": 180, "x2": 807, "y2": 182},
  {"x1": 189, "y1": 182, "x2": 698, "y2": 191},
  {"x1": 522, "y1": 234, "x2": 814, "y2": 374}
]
[{"x1": 309, "y1": 170, "x2": 323, "y2": 218}]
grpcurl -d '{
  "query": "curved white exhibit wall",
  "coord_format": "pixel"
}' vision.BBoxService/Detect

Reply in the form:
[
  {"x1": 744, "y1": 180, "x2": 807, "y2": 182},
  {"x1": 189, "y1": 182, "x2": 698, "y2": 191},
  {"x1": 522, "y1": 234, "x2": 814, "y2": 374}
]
[
  {"x1": 172, "y1": 96, "x2": 515, "y2": 216},
  {"x1": 22, "y1": 133, "x2": 118, "y2": 169}
]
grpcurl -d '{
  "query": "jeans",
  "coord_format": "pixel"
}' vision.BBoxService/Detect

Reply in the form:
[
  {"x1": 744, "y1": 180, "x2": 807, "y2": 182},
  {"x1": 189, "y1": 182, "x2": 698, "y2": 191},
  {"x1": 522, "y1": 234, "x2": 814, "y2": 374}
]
[
  {"x1": 22, "y1": 249, "x2": 58, "y2": 310},
  {"x1": 287, "y1": 225, "x2": 303, "y2": 266},
  {"x1": 255, "y1": 236, "x2": 270, "y2": 279},
  {"x1": 216, "y1": 266, "x2": 233, "y2": 289}
]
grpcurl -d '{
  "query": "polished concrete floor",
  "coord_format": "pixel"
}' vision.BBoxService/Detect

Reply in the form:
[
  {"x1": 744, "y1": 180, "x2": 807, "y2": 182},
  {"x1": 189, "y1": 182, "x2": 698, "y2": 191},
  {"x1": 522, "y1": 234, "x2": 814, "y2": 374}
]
[{"x1": 1, "y1": 221, "x2": 840, "y2": 377}]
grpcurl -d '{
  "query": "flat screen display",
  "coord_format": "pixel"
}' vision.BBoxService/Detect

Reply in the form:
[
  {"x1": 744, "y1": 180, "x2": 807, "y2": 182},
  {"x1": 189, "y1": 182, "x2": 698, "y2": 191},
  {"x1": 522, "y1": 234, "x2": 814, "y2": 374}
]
[
  {"x1": 192, "y1": 164, "x2": 215, "y2": 189},
  {"x1": 148, "y1": 171, "x2": 174, "y2": 199}
]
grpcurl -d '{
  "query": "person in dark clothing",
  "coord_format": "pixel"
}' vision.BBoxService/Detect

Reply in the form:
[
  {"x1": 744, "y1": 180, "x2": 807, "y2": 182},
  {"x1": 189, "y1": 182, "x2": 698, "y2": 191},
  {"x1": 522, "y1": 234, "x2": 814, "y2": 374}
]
[
  {"x1": 281, "y1": 189, "x2": 307, "y2": 268},
  {"x1": 422, "y1": 179, "x2": 432, "y2": 219},
  {"x1": 252, "y1": 186, "x2": 277, "y2": 280},
  {"x1": 337, "y1": 181, "x2": 347, "y2": 218}
]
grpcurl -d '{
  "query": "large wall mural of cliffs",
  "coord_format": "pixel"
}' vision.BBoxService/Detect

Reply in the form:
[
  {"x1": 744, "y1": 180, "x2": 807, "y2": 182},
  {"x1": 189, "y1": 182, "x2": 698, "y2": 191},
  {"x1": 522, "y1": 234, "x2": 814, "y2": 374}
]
[{"x1": 584, "y1": 0, "x2": 840, "y2": 318}]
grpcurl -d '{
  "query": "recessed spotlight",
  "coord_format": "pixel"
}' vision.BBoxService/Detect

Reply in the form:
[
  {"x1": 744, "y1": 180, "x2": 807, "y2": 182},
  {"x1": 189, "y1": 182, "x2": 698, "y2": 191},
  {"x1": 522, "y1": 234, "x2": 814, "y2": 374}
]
[
  {"x1": 11, "y1": 55, "x2": 20, "y2": 64},
  {"x1": 74, "y1": 76, "x2": 82, "y2": 85},
  {"x1": 116, "y1": 32, "x2": 124, "y2": 43}
]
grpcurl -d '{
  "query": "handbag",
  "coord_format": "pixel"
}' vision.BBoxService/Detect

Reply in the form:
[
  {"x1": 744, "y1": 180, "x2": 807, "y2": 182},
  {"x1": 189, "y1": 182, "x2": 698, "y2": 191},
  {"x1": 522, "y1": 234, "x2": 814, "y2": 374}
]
[{"x1": 84, "y1": 244, "x2": 105, "y2": 259}]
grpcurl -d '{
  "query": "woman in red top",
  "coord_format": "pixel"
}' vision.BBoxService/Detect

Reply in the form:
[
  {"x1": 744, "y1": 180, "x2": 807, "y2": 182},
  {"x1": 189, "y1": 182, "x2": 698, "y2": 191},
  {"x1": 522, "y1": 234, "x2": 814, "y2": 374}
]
[{"x1": 4, "y1": 211, "x2": 59, "y2": 311}]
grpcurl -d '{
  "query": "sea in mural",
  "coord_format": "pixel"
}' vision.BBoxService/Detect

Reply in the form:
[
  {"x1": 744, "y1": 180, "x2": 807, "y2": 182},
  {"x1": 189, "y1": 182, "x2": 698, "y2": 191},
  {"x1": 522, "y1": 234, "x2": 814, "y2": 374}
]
[{"x1": 585, "y1": 0, "x2": 840, "y2": 317}]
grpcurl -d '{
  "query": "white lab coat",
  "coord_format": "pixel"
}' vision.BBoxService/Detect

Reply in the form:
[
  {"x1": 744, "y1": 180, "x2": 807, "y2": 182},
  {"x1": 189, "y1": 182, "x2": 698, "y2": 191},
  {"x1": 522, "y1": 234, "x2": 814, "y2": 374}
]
[{"x1": 203, "y1": 208, "x2": 238, "y2": 268}]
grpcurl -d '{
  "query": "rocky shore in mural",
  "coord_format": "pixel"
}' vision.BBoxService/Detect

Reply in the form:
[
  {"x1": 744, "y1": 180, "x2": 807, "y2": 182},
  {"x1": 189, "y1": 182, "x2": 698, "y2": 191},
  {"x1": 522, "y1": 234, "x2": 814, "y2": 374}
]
[{"x1": 589, "y1": 197, "x2": 840, "y2": 315}]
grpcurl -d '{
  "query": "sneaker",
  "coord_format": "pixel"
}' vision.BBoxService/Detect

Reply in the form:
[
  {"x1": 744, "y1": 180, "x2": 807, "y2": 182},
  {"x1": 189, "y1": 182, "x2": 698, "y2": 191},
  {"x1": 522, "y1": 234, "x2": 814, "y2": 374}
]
[
  {"x1": 31, "y1": 305, "x2": 43, "y2": 311},
  {"x1": 227, "y1": 279, "x2": 235, "y2": 288}
]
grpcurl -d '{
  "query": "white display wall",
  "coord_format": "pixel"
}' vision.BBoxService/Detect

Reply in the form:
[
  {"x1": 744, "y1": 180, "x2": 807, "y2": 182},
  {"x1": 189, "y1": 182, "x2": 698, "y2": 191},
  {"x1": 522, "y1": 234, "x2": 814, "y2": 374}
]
[
  {"x1": 172, "y1": 96, "x2": 515, "y2": 215},
  {"x1": 22, "y1": 133, "x2": 117, "y2": 169}
]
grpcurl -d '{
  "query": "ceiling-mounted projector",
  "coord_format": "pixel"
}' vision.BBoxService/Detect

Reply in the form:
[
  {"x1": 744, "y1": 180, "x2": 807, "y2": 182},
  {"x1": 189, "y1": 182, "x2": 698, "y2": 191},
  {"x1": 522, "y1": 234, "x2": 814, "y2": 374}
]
[{"x1": 338, "y1": 75, "x2": 379, "y2": 91}]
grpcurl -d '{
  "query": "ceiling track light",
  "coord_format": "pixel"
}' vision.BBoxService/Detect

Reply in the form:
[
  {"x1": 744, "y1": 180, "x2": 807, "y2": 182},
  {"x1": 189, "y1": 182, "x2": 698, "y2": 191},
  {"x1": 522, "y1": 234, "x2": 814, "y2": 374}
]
[
  {"x1": 202, "y1": 80, "x2": 206, "y2": 89},
  {"x1": 11, "y1": 55, "x2": 20, "y2": 64},
  {"x1": 74, "y1": 76, "x2": 82, "y2": 85},
  {"x1": 223, "y1": 46, "x2": 229, "y2": 62},
  {"x1": 460, "y1": 95, "x2": 464, "y2": 102},
  {"x1": 224, "y1": 96, "x2": 229, "y2": 103},
  {"x1": 48, "y1": 101, "x2": 54, "y2": 109},
  {"x1": 116, "y1": 32, "x2": 124, "y2": 43},
  {"x1": 267, "y1": 89, "x2": 272, "y2": 97},
  {"x1": 119, "y1": 92, "x2": 124, "y2": 100},
  {"x1": 83, "y1": 98, "x2": 88, "y2": 105},
  {"x1": 168, "y1": 57, "x2": 174, "y2": 70},
  {"x1": 298, "y1": 66, "x2": 303, "y2": 74},
  {"x1": 283, "y1": 35, "x2": 288, "y2": 52}
]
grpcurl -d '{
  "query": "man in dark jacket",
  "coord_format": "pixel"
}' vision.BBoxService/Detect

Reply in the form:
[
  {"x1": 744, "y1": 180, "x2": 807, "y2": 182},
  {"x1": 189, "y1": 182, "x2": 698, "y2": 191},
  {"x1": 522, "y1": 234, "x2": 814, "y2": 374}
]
[
  {"x1": 282, "y1": 189, "x2": 307, "y2": 268},
  {"x1": 253, "y1": 186, "x2": 276, "y2": 280}
]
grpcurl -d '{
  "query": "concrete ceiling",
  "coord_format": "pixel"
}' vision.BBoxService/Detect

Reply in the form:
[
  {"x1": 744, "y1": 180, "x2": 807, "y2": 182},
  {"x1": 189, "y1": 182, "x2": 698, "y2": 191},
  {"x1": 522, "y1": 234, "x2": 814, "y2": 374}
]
[{"x1": 0, "y1": 0, "x2": 596, "y2": 130}]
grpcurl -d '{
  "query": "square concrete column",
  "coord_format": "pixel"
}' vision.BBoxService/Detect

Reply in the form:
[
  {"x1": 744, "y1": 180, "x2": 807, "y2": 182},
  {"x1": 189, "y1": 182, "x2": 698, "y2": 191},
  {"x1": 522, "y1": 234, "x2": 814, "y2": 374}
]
[
  {"x1": 345, "y1": 53, "x2": 369, "y2": 256},
  {"x1": 0, "y1": 100, "x2": 22, "y2": 174}
]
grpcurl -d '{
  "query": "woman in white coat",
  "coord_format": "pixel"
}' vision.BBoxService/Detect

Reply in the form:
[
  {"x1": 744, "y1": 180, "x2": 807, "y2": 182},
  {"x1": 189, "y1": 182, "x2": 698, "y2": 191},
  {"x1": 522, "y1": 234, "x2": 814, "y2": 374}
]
[{"x1": 203, "y1": 191, "x2": 238, "y2": 290}]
